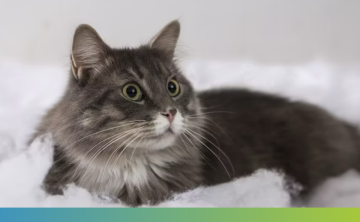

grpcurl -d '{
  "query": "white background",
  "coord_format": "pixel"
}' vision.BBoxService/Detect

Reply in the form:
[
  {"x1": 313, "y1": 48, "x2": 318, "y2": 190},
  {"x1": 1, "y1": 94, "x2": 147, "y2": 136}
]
[{"x1": 1, "y1": 0, "x2": 360, "y2": 66}]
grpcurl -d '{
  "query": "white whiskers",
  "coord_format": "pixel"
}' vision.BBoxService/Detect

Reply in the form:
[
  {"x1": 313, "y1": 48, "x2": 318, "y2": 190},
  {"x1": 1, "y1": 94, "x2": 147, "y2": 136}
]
[{"x1": 183, "y1": 128, "x2": 232, "y2": 179}]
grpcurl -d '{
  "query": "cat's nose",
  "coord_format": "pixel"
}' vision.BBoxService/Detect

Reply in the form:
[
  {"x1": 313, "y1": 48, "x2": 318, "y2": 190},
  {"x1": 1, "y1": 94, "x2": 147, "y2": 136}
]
[{"x1": 160, "y1": 109, "x2": 177, "y2": 123}]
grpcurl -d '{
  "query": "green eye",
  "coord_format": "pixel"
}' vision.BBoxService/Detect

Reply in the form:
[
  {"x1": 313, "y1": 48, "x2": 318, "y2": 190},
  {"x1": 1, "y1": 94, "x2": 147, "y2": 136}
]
[
  {"x1": 123, "y1": 83, "x2": 142, "y2": 101},
  {"x1": 168, "y1": 79, "x2": 180, "y2": 97}
]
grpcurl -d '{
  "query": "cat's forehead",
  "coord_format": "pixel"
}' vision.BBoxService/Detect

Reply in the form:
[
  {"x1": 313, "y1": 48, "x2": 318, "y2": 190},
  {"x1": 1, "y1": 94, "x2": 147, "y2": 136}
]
[
  {"x1": 122, "y1": 62, "x2": 171, "y2": 81},
  {"x1": 113, "y1": 47, "x2": 173, "y2": 79}
]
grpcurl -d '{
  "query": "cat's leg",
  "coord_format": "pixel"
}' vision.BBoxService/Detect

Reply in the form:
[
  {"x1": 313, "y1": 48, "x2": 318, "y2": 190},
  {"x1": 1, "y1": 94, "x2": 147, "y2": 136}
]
[{"x1": 42, "y1": 145, "x2": 76, "y2": 195}]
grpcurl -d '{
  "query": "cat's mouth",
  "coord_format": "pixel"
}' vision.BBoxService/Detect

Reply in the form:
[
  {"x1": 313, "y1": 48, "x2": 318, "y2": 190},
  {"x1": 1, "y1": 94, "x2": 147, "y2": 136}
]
[
  {"x1": 125, "y1": 113, "x2": 184, "y2": 150},
  {"x1": 153, "y1": 112, "x2": 184, "y2": 136},
  {"x1": 166, "y1": 127, "x2": 175, "y2": 134},
  {"x1": 126, "y1": 126, "x2": 179, "y2": 150},
  {"x1": 146, "y1": 126, "x2": 174, "y2": 140}
]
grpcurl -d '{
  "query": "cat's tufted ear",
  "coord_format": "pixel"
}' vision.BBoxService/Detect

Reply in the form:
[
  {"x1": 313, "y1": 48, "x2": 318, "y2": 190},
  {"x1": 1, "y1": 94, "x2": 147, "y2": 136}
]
[
  {"x1": 149, "y1": 20, "x2": 180, "y2": 59},
  {"x1": 71, "y1": 24, "x2": 110, "y2": 82}
]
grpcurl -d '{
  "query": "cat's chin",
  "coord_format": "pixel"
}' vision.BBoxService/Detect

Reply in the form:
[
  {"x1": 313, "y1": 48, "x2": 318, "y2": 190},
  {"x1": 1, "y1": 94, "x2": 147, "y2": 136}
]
[{"x1": 128, "y1": 131, "x2": 178, "y2": 150}]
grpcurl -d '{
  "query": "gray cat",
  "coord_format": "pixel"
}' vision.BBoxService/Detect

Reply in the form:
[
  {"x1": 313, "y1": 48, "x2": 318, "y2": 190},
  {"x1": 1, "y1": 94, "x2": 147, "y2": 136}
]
[{"x1": 31, "y1": 20, "x2": 360, "y2": 206}]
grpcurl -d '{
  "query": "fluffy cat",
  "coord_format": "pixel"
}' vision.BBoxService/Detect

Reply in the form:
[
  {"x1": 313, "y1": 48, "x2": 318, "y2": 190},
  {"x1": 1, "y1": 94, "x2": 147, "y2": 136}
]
[{"x1": 31, "y1": 20, "x2": 360, "y2": 206}]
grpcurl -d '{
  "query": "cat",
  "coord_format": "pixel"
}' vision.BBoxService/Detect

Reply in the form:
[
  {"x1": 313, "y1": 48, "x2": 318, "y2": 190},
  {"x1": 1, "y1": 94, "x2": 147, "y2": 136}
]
[{"x1": 31, "y1": 20, "x2": 360, "y2": 206}]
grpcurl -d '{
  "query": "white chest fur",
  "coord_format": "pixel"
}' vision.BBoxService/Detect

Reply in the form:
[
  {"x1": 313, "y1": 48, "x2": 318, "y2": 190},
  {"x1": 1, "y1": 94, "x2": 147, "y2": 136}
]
[{"x1": 75, "y1": 148, "x2": 181, "y2": 196}]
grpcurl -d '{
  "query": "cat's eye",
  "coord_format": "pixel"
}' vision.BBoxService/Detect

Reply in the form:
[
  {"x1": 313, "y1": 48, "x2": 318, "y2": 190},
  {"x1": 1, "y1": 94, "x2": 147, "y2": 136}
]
[
  {"x1": 168, "y1": 79, "x2": 180, "y2": 97},
  {"x1": 122, "y1": 83, "x2": 142, "y2": 101}
]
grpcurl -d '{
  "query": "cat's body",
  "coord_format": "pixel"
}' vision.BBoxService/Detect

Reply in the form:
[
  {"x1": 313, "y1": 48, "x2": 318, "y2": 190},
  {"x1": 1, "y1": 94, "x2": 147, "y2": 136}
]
[
  {"x1": 32, "y1": 21, "x2": 360, "y2": 206},
  {"x1": 199, "y1": 90, "x2": 360, "y2": 190}
]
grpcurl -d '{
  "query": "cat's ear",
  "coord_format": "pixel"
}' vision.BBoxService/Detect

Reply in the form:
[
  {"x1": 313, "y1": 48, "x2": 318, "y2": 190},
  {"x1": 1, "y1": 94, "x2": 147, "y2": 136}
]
[
  {"x1": 149, "y1": 20, "x2": 180, "y2": 59},
  {"x1": 71, "y1": 24, "x2": 110, "y2": 81}
]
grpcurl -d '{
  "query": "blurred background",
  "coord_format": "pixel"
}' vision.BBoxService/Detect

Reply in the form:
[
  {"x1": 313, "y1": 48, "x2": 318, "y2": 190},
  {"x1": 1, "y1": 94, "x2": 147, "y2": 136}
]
[{"x1": 1, "y1": 0, "x2": 360, "y2": 66}]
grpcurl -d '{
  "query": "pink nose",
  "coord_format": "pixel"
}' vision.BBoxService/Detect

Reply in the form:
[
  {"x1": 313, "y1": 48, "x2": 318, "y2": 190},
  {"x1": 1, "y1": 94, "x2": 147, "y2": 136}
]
[{"x1": 160, "y1": 109, "x2": 177, "y2": 123}]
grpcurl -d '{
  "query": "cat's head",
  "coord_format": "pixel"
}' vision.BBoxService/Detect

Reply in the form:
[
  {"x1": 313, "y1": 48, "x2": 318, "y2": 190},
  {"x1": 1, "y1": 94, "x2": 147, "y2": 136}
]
[{"x1": 60, "y1": 20, "x2": 202, "y2": 152}]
